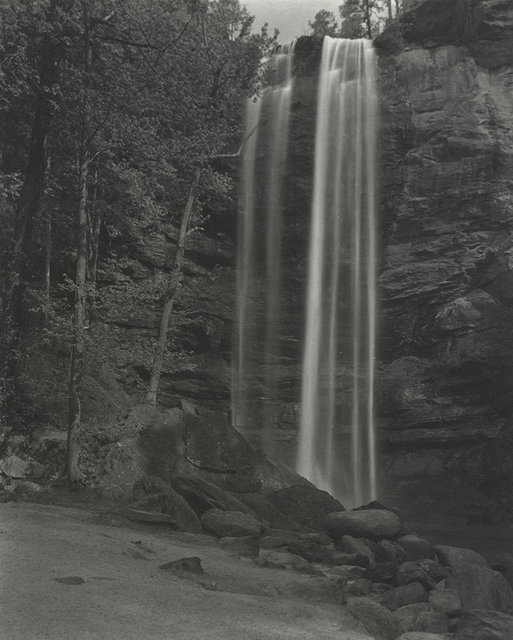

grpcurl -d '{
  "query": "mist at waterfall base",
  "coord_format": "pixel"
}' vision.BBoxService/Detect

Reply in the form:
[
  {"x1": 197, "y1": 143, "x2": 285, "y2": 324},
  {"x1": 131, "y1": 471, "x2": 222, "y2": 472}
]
[{"x1": 233, "y1": 37, "x2": 378, "y2": 509}]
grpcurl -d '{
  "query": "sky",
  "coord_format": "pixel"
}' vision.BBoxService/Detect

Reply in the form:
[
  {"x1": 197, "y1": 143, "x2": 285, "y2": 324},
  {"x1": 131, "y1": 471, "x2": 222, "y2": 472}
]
[{"x1": 243, "y1": 0, "x2": 342, "y2": 44}]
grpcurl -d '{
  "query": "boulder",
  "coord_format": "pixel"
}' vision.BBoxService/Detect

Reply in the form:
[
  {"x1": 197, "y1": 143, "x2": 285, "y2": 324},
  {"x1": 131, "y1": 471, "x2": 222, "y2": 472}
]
[
  {"x1": 446, "y1": 565, "x2": 513, "y2": 613},
  {"x1": 0, "y1": 455, "x2": 30, "y2": 478},
  {"x1": 168, "y1": 474, "x2": 256, "y2": 517},
  {"x1": 342, "y1": 535, "x2": 376, "y2": 566},
  {"x1": 254, "y1": 550, "x2": 323, "y2": 576},
  {"x1": 159, "y1": 556, "x2": 204, "y2": 576},
  {"x1": 324, "y1": 509, "x2": 401, "y2": 540},
  {"x1": 381, "y1": 581, "x2": 429, "y2": 611},
  {"x1": 417, "y1": 559, "x2": 451, "y2": 584},
  {"x1": 376, "y1": 539, "x2": 410, "y2": 564},
  {"x1": 429, "y1": 588, "x2": 462, "y2": 616},
  {"x1": 367, "y1": 562, "x2": 397, "y2": 583},
  {"x1": 435, "y1": 545, "x2": 489, "y2": 570},
  {"x1": 237, "y1": 492, "x2": 305, "y2": 531},
  {"x1": 276, "y1": 575, "x2": 346, "y2": 605},
  {"x1": 201, "y1": 508, "x2": 265, "y2": 538},
  {"x1": 346, "y1": 596, "x2": 399, "y2": 640},
  {"x1": 394, "y1": 602, "x2": 449, "y2": 635},
  {"x1": 347, "y1": 578, "x2": 373, "y2": 597},
  {"x1": 398, "y1": 535, "x2": 434, "y2": 561},
  {"x1": 219, "y1": 536, "x2": 260, "y2": 559},
  {"x1": 396, "y1": 561, "x2": 436, "y2": 590},
  {"x1": 265, "y1": 485, "x2": 344, "y2": 531},
  {"x1": 130, "y1": 476, "x2": 201, "y2": 533},
  {"x1": 455, "y1": 609, "x2": 513, "y2": 640}
]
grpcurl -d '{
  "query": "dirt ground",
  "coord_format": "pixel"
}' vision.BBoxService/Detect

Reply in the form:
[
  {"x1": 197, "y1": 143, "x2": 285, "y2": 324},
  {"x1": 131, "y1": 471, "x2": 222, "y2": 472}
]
[{"x1": 0, "y1": 501, "x2": 372, "y2": 640}]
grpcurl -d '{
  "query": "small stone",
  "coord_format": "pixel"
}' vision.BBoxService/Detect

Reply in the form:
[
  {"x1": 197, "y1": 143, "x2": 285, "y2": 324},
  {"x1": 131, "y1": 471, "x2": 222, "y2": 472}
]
[
  {"x1": 398, "y1": 535, "x2": 433, "y2": 561},
  {"x1": 201, "y1": 509, "x2": 265, "y2": 538},
  {"x1": 381, "y1": 581, "x2": 429, "y2": 611},
  {"x1": 254, "y1": 550, "x2": 324, "y2": 575},
  {"x1": 395, "y1": 633, "x2": 449, "y2": 640},
  {"x1": 160, "y1": 556, "x2": 204, "y2": 575},
  {"x1": 325, "y1": 509, "x2": 401, "y2": 540},
  {"x1": 54, "y1": 576, "x2": 85, "y2": 585},
  {"x1": 125, "y1": 509, "x2": 177, "y2": 525},
  {"x1": 219, "y1": 536, "x2": 260, "y2": 559}
]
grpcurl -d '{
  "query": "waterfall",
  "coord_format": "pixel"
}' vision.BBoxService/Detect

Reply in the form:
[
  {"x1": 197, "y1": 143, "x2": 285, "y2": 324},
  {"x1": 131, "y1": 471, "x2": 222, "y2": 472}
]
[
  {"x1": 297, "y1": 37, "x2": 378, "y2": 507},
  {"x1": 234, "y1": 36, "x2": 378, "y2": 507},
  {"x1": 232, "y1": 41, "x2": 296, "y2": 452}
]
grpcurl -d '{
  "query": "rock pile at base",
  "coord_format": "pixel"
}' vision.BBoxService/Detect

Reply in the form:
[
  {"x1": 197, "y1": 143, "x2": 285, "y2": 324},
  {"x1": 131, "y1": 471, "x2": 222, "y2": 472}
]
[{"x1": 126, "y1": 476, "x2": 513, "y2": 639}]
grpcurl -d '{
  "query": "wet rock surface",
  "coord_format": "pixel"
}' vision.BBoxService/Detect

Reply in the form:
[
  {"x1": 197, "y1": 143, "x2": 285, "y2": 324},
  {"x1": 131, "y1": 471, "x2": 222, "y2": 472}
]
[{"x1": 377, "y1": 0, "x2": 513, "y2": 520}]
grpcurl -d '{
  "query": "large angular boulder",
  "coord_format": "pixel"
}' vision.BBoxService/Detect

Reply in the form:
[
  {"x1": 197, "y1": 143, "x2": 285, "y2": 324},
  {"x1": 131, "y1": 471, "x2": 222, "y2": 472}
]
[
  {"x1": 394, "y1": 602, "x2": 449, "y2": 635},
  {"x1": 455, "y1": 609, "x2": 513, "y2": 640},
  {"x1": 376, "y1": 539, "x2": 410, "y2": 564},
  {"x1": 396, "y1": 561, "x2": 436, "y2": 590},
  {"x1": 130, "y1": 475, "x2": 201, "y2": 532},
  {"x1": 435, "y1": 545, "x2": 489, "y2": 570},
  {"x1": 446, "y1": 565, "x2": 513, "y2": 613},
  {"x1": 381, "y1": 581, "x2": 429, "y2": 611},
  {"x1": 265, "y1": 485, "x2": 344, "y2": 531},
  {"x1": 201, "y1": 508, "x2": 265, "y2": 538},
  {"x1": 398, "y1": 535, "x2": 434, "y2": 561},
  {"x1": 429, "y1": 588, "x2": 462, "y2": 617},
  {"x1": 324, "y1": 509, "x2": 401, "y2": 540},
  {"x1": 346, "y1": 597, "x2": 399, "y2": 640},
  {"x1": 168, "y1": 474, "x2": 255, "y2": 517}
]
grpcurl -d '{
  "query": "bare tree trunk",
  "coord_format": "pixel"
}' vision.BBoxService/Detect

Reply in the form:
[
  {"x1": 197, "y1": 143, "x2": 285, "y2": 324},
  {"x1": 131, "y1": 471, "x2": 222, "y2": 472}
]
[
  {"x1": 67, "y1": 4, "x2": 92, "y2": 485},
  {"x1": 0, "y1": 12, "x2": 59, "y2": 429},
  {"x1": 363, "y1": 0, "x2": 373, "y2": 38},
  {"x1": 145, "y1": 167, "x2": 202, "y2": 408},
  {"x1": 43, "y1": 207, "x2": 52, "y2": 325},
  {"x1": 87, "y1": 158, "x2": 101, "y2": 320},
  {"x1": 386, "y1": 0, "x2": 393, "y2": 19}
]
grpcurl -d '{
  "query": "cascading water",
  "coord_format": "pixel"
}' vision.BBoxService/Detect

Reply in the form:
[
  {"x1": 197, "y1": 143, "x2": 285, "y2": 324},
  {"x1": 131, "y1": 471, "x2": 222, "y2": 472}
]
[
  {"x1": 297, "y1": 37, "x2": 378, "y2": 507},
  {"x1": 234, "y1": 36, "x2": 378, "y2": 507},
  {"x1": 232, "y1": 42, "x2": 296, "y2": 452}
]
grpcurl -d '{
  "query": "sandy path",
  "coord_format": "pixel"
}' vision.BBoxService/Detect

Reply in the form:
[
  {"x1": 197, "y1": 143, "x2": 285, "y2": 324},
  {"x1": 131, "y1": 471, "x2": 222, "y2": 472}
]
[{"x1": 0, "y1": 502, "x2": 371, "y2": 640}]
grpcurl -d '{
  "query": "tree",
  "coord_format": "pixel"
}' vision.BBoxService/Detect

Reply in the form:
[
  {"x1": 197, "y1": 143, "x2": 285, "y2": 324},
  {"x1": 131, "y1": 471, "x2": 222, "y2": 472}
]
[
  {"x1": 309, "y1": 10, "x2": 339, "y2": 38},
  {"x1": 0, "y1": 0, "x2": 63, "y2": 434},
  {"x1": 339, "y1": 0, "x2": 385, "y2": 38}
]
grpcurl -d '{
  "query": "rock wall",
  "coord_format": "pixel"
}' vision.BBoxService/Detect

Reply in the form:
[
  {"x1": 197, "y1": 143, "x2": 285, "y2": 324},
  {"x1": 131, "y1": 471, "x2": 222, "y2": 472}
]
[
  {"x1": 376, "y1": 0, "x2": 513, "y2": 519},
  {"x1": 74, "y1": 1, "x2": 513, "y2": 520}
]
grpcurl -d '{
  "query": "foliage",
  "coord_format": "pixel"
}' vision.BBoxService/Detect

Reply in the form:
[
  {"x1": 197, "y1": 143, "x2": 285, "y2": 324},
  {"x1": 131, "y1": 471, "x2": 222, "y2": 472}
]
[
  {"x1": 309, "y1": 10, "x2": 339, "y2": 39},
  {"x1": 0, "y1": 0, "x2": 276, "y2": 445}
]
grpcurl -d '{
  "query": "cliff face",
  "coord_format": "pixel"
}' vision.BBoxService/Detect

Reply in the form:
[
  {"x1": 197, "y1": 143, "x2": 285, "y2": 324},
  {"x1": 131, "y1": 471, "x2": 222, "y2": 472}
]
[
  {"x1": 376, "y1": 0, "x2": 513, "y2": 518},
  {"x1": 76, "y1": 2, "x2": 513, "y2": 518}
]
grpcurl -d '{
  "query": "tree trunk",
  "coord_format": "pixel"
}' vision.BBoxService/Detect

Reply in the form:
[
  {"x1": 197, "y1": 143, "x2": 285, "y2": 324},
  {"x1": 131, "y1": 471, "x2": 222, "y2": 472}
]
[
  {"x1": 43, "y1": 207, "x2": 52, "y2": 325},
  {"x1": 87, "y1": 158, "x2": 101, "y2": 321},
  {"x1": 0, "y1": 20, "x2": 59, "y2": 429},
  {"x1": 67, "y1": 5, "x2": 92, "y2": 485},
  {"x1": 386, "y1": 0, "x2": 393, "y2": 19},
  {"x1": 145, "y1": 167, "x2": 202, "y2": 408},
  {"x1": 363, "y1": 0, "x2": 373, "y2": 38}
]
